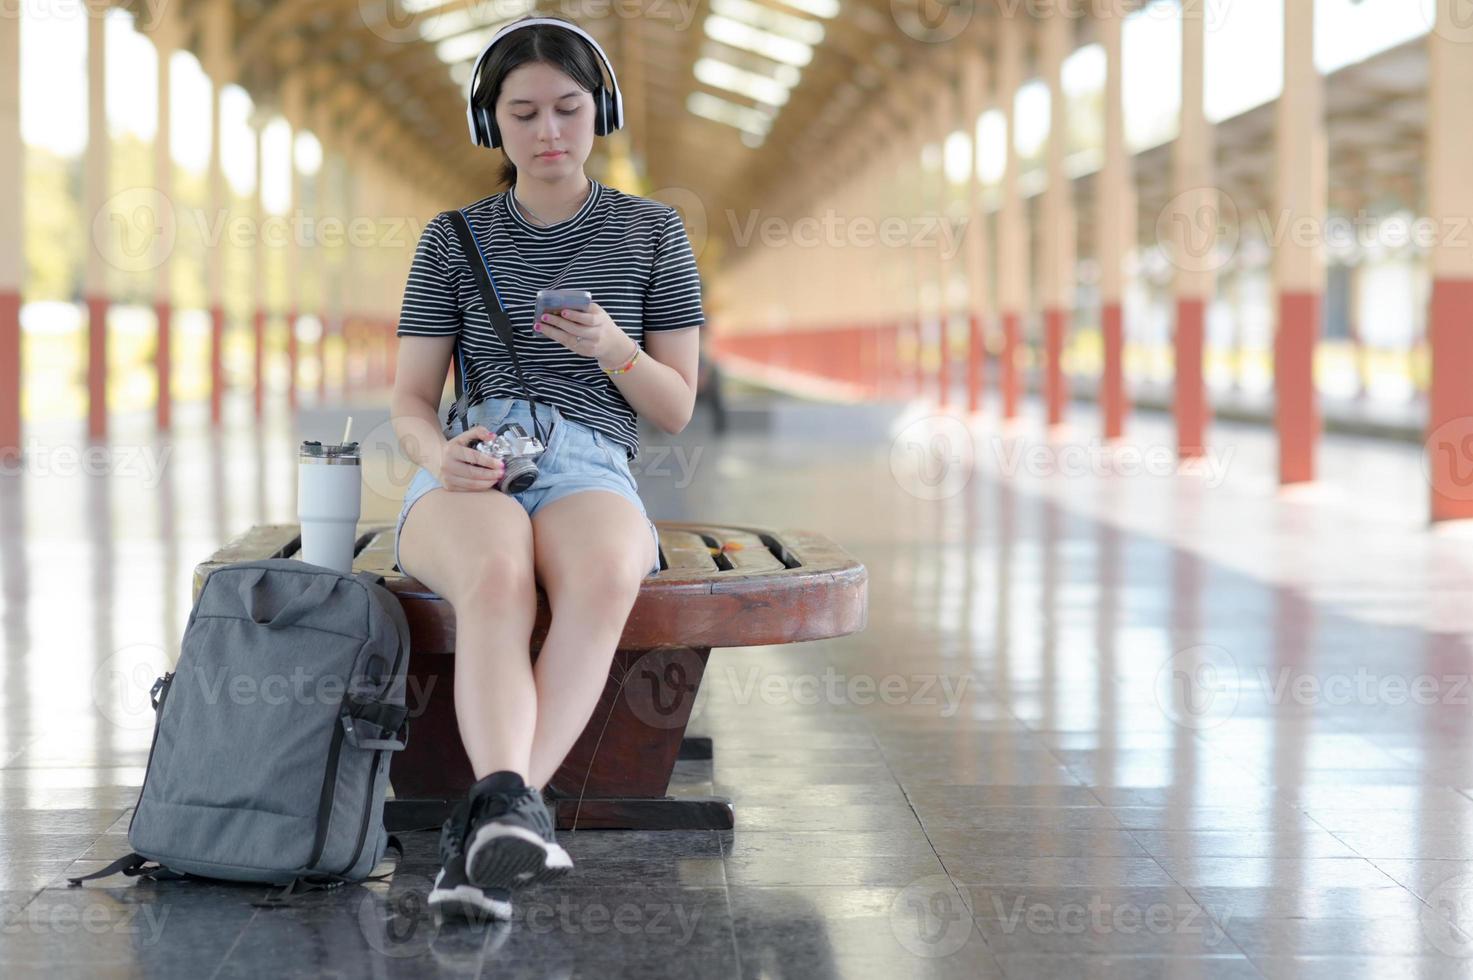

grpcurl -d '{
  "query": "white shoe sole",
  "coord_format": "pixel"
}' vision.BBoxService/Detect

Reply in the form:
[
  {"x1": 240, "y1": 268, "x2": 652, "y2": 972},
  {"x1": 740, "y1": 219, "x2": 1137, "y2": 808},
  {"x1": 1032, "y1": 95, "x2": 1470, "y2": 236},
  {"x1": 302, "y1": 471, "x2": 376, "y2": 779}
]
[
  {"x1": 465, "y1": 821, "x2": 574, "y2": 889},
  {"x1": 427, "y1": 870, "x2": 513, "y2": 921}
]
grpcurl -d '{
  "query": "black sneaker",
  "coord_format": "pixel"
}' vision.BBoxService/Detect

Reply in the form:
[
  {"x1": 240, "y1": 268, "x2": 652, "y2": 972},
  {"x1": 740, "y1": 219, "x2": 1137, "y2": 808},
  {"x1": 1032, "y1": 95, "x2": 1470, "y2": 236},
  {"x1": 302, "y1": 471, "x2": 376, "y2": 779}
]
[
  {"x1": 427, "y1": 802, "x2": 513, "y2": 922},
  {"x1": 463, "y1": 771, "x2": 573, "y2": 889}
]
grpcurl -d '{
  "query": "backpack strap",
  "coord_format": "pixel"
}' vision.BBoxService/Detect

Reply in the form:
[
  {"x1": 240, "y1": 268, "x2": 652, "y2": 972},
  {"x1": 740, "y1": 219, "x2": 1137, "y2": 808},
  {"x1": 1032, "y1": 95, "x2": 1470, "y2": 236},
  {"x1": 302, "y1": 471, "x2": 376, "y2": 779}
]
[
  {"x1": 67, "y1": 852, "x2": 188, "y2": 886},
  {"x1": 252, "y1": 835, "x2": 407, "y2": 910}
]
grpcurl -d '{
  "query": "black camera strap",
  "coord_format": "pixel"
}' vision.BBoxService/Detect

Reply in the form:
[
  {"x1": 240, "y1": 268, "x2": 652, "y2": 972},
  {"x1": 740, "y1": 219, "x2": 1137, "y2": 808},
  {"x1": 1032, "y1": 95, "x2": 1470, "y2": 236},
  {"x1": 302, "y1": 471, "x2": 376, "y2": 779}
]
[{"x1": 444, "y1": 208, "x2": 548, "y2": 445}]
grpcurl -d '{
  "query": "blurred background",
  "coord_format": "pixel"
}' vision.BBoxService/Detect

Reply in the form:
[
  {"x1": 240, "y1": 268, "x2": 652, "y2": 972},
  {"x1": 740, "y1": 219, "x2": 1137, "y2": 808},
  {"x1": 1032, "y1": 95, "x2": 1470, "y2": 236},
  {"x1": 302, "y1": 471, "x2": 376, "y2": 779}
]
[{"x1": 1, "y1": 1, "x2": 1468, "y2": 484}]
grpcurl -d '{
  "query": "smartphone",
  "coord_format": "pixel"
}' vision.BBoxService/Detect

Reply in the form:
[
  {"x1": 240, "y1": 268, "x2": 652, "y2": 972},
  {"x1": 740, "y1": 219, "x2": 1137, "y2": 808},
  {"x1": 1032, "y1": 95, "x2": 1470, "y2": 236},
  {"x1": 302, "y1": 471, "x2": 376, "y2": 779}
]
[{"x1": 533, "y1": 289, "x2": 592, "y2": 330}]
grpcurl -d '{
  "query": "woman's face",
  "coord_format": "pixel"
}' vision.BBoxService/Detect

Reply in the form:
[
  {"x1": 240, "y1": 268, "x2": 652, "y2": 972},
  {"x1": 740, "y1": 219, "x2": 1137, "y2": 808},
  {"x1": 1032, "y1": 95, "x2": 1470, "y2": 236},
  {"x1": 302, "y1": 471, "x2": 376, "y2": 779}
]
[{"x1": 495, "y1": 60, "x2": 596, "y2": 178}]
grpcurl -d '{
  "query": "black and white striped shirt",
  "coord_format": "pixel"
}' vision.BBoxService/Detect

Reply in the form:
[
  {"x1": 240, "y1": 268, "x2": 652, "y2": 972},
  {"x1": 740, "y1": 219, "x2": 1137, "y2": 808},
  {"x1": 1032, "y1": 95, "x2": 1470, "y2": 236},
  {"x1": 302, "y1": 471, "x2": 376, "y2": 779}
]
[{"x1": 395, "y1": 177, "x2": 705, "y2": 462}]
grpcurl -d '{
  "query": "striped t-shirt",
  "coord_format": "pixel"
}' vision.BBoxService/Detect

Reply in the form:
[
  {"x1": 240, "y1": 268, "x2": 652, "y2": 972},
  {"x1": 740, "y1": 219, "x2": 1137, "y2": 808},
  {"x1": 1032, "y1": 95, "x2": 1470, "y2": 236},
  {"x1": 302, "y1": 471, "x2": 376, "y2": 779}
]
[{"x1": 395, "y1": 177, "x2": 705, "y2": 462}]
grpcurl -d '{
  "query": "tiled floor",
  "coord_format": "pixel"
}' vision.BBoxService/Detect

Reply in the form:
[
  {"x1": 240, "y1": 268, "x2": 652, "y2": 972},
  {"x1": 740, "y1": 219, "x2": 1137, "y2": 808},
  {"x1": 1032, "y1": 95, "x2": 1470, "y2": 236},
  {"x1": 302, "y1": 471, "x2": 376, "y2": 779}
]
[{"x1": 4, "y1": 387, "x2": 1473, "y2": 977}]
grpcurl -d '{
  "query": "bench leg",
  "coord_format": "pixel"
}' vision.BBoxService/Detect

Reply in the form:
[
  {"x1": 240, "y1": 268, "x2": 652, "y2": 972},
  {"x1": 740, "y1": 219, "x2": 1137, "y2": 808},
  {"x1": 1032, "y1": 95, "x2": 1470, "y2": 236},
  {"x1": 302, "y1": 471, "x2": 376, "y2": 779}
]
[{"x1": 388, "y1": 644, "x2": 727, "y2": 831}]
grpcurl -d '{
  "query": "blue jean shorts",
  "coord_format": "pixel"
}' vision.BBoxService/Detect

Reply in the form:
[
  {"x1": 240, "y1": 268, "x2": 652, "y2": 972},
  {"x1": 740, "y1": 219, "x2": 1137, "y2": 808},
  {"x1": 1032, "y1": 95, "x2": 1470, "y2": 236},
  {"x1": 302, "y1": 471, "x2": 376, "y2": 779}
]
[{"x1": 393, "y1": 396, "x2": 662, "y2": 581}]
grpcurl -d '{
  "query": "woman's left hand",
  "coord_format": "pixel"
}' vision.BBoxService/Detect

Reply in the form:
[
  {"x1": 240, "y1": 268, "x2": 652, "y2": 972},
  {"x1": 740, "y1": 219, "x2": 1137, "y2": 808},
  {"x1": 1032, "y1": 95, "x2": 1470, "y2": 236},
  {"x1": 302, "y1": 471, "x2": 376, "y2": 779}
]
[{"x1": 535, "y1": 302, "x2": 637, "y2": 370}]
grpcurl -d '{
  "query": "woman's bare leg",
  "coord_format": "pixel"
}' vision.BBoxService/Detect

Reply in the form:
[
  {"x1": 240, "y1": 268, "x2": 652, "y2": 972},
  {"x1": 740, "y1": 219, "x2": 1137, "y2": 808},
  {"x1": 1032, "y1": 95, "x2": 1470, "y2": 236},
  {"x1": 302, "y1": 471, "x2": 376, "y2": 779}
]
[
  {"x1": 397, "y1": 487, "x2": 540, "y2": 784},
  {"x1": 525, "y1": 490, "x2": 655, "y2": 788}
]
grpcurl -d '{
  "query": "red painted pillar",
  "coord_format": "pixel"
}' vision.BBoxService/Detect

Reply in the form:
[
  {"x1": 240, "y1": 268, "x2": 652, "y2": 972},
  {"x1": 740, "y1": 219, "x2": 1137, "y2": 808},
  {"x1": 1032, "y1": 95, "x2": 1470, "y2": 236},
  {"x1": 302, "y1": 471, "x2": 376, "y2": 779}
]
[
  {"x1": 0, "y1": 291, "x2": 19, "y2": 463},
  {"x1": 208, "y1": 304, "x2": 224, "y2": 427},
  {"x1": 1001, "y1": 312, "x2": 1020, "y2": 420},
  {"x1": 1175, "y1": 298, "x2": 1207, "y2": 458},
  {"x1": 1428, "y1": 282, "x2": 1473, "y2": 520},
  {"x1": 1425, "y1": 7, "x2": 1473, "y2": 521},
  {"x1": 155, "y1": 302, "x2": 171, "y2": 432},
  {"x1": 1170, "y1": 5, "x2": 1215, "y2": 461},
  {"x1": 317, "y1": 315, "x2": 329, "y2": 402},
  {"x1": 253, "y1": 308, "x2": 266, "y2": 420},
  {"x1": 967, "y1": 312, "x2": 984, "y2": 414},
  {"x1": 937, "y1": 315, "x2": 950, "y2": 409},
  {"x1": 996, "y1": 15, "x2": 1028, "y2": 423},
  {"x1": 286, "y1": 308, "x2": 299, "y2": 411},
  {"x1": 1273, "y1": 0, "x2": 1324, "y2": 485},
  {"x1": 87, "y1": 295, "x2": 107, "y2": 441},
  {"x1": 1040, "y1": 7, "x2": 1075, "y2": 429},
  {"x1": 1275, "y1": 293, "x2": 1320, "y2": 483},
  {"x1": 1102, "y1": 302, "x2": 1127, "y2": 439},
  {"x1": 1098, "y1": 7, "x2": 1134, "y2": 442},
  {"x1": 1044, "y1": 309, "x2": 1068, "y2": 425}
]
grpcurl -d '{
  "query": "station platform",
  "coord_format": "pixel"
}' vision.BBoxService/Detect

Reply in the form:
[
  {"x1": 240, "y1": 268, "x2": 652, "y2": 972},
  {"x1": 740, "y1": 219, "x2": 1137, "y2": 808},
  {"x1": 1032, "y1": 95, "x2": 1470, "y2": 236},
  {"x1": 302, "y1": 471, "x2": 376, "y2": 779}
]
[{"x1": 3, "y1": 390, "x2": 1472, "y2": 978}]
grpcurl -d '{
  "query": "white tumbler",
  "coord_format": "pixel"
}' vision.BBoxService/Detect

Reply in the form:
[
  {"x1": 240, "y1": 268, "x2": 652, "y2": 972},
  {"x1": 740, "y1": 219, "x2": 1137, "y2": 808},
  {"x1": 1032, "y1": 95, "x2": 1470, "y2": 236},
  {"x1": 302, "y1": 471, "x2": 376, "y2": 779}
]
[{"x1": 297, "y1": 440, "x2": 362, "y2": 574}]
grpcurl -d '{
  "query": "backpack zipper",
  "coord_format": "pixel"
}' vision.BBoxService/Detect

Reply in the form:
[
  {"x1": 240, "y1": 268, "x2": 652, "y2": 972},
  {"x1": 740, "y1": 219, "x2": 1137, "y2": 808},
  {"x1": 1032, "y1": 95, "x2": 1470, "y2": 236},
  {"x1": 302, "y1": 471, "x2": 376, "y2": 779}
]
[
  {"x1": 336, "y1": 580, "x2": 409, "y2": 877},
  {"x1": 305, "y1": 716, "x2": 345, "y2": 869},
  {"x1": 128, "y1": 672, "x2": 174, "y2": 837}
]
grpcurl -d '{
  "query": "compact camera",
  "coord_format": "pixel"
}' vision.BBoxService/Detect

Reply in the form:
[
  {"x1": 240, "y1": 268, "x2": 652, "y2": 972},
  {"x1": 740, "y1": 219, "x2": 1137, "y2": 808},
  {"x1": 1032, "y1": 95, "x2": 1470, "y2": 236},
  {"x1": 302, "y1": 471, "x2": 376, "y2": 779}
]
[{"x1": 472, "y1": 422, "x2": 545, "y2": 493}]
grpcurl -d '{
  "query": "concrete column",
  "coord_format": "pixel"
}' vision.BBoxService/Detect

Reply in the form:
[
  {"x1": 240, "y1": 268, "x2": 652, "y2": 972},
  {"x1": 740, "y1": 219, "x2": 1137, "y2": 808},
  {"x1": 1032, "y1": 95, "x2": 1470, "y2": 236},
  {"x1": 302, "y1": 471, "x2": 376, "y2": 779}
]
[
  {"x1": 1169, "y1": 0, "x2": 1216, "y2": 458},
  {"x1": 1427, "y1": 5, "x2": 1473, "y2": 521},
  {"x1": 1097, "y1": 5, "x2": 1135, "y2": 440},
  {"x1": 0, "y1": 8, "x2": 20, "y2": 462},
  {"x1": 152, "y1": 19, "x2": 176, "y2": 433},
  {"x1": 960, "y1": 47, "x2": 990, "y2": 416},
  {"x1": 933, "y1": 75, "x2": 955, "y2": 408},
  {"x1": 283, "y1": 76, "x2": 304, "y2": 413},
  {"x1": 996, "y1": 14, "x2": 1029, "y2": 420},
  {"x1": 202, "y1": 0, "x2": 232, "y2": 428},
  {"x1": 84, "y1": 13, "x2": 109, "y2": 441},
  {"x1": 1274, "y1": 0, "x2": 1325, "y2": 485},
  {"x1": 251, "y1": 112, "x2": 268, "y2": 420},
  {"x1": 1040, "y1": 6, "x2": 1076, "y2": 427}
]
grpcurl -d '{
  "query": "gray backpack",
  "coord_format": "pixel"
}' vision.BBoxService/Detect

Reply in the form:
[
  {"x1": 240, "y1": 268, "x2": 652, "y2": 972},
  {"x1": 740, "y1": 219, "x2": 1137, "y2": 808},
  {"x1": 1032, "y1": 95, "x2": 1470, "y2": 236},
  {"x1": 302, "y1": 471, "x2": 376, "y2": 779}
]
[{"x1": 69, "y1": 559, "x2": 412, "y2": 897}]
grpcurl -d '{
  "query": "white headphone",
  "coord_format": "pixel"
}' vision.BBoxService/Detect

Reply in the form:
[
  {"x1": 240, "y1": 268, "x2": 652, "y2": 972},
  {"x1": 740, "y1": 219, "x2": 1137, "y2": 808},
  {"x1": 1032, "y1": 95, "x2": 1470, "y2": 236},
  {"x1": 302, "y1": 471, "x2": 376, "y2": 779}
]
[{"x1": 464, "y1": 17, "x2": 625, "y2": 149}]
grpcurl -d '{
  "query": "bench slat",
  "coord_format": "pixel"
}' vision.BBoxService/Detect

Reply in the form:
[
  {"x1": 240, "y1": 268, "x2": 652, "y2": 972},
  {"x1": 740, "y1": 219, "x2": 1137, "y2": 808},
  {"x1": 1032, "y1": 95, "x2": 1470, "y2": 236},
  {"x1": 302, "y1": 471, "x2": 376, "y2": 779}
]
[{"x1": 657, "y1": 528, "x2": 716, "y2": 576}]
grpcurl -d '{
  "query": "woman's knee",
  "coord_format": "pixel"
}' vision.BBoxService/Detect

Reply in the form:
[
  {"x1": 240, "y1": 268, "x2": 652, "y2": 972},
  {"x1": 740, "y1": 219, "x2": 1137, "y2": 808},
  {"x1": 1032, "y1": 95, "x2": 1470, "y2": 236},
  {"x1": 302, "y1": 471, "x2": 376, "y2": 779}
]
[
  {"x1": 458, "y1": 548, "x2": 537, "y2": 608},
  {"x1": 399, "y1": 489, "x2": 535, "y2": 605}
]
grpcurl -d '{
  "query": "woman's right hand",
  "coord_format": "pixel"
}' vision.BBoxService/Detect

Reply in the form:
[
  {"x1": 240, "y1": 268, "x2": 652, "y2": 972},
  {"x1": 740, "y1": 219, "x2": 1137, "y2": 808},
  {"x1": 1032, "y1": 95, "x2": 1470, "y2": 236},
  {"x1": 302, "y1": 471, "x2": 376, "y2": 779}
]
[{"x1": 435, "y1": 426, "x2": 504, "y2": 492}]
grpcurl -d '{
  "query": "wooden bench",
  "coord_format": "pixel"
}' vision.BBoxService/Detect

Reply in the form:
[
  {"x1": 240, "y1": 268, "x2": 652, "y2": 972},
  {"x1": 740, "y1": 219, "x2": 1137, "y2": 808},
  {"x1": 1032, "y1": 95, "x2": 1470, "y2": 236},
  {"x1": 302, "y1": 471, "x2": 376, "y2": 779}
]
[{"x1": 194, "y1": 520, "x2": 867, "y2": 831}]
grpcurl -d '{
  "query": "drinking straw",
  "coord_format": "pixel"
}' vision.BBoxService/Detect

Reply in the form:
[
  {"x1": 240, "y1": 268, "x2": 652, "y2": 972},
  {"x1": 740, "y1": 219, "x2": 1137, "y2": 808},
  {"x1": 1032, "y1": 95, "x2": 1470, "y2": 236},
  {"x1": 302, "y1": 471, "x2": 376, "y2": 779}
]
[{"x1": 342, "y1": 417, "x2": 353, "y2": 446}]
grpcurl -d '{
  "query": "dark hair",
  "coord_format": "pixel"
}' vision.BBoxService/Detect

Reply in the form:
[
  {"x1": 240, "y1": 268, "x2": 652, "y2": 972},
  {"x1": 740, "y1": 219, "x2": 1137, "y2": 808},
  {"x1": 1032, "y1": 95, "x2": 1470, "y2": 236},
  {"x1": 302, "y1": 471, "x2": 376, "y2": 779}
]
[{"x1": 469, "y1": 16, "x2": 608, "y2": 190}]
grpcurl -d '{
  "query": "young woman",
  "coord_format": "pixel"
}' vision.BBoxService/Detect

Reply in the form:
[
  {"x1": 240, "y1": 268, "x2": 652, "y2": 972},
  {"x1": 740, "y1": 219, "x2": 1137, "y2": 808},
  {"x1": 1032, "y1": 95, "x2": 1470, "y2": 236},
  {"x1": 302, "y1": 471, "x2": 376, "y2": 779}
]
[{"x1": 387, "y1": 15, "x2": 703, "y2": 921}]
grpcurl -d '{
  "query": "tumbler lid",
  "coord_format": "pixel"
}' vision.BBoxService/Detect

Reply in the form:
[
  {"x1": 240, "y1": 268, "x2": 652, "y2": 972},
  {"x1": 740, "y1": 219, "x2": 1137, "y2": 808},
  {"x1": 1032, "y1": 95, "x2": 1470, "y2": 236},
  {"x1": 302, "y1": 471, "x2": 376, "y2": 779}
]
[{"x1": 299, "y1": 440, "x2": 361, "y2": 464}]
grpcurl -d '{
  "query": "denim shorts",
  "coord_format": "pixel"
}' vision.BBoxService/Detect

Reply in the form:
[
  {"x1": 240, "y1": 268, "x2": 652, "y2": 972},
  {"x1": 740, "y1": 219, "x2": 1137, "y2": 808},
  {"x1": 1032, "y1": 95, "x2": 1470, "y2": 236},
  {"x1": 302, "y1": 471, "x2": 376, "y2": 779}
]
[{"x1": 393, "y1": 395, "x2": 661, "y2": 581}]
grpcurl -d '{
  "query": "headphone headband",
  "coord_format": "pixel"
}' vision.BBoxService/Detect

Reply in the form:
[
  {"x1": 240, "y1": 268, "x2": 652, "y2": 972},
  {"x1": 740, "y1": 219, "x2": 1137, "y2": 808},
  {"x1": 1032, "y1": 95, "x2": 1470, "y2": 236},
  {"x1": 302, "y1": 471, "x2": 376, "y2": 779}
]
[{"x1": 464, "y1": 17, "x2": 625, "y2": 147}]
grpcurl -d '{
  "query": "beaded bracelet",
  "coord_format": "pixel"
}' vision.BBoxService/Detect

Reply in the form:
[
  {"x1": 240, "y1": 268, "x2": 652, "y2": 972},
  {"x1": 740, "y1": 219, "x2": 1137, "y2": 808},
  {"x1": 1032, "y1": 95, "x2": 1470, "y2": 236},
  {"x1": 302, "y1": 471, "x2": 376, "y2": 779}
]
[{"x1": 603, "y1": 345, "x2": 641, "y2": 376}]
